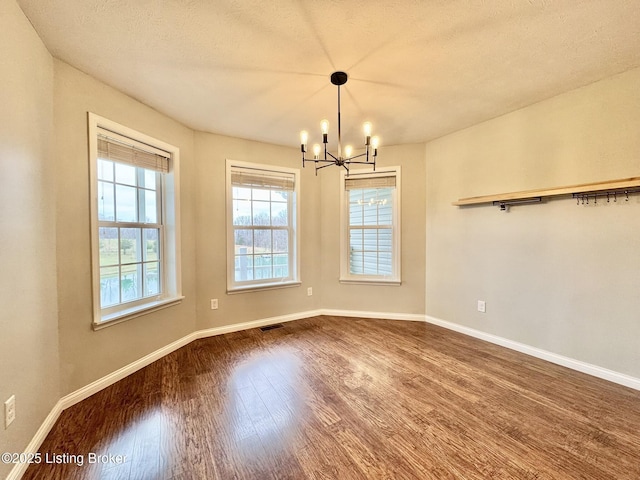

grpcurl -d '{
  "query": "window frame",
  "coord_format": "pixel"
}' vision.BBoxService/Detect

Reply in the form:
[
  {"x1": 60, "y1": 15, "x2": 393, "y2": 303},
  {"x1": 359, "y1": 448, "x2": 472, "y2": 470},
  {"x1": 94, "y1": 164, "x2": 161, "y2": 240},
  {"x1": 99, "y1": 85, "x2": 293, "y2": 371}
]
[
  {"x1": 339, "y1": 166, "x2": 402, "y2": 285},
  {"x1": 225, "y1": 159, "x2": 301, "y2": 293},
  {"x1": 88, "y1": 113, "x2": 183, "y2": 329}
]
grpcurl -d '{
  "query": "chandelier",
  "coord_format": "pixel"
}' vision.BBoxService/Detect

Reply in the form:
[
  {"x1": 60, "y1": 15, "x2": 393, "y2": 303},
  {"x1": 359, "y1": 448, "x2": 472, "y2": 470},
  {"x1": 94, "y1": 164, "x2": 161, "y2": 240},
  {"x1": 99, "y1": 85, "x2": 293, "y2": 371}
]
[{"x1": 300, "y1": 71, "x2": 379, "y2": 175}]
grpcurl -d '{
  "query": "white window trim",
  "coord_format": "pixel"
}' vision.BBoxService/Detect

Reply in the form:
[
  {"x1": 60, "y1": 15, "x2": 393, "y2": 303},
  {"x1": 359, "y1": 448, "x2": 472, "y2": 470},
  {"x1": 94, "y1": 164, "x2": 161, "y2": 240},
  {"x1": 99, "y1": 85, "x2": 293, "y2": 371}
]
[
  {"x1": 226, "y1": 159, "x2": 301, "y2": 293},
  {"x1": 340, "y1": 166, "x2": 402, "y2": 285},
  {"x1": 88, "y1": 113, "x2": 183, "y2": 328}
]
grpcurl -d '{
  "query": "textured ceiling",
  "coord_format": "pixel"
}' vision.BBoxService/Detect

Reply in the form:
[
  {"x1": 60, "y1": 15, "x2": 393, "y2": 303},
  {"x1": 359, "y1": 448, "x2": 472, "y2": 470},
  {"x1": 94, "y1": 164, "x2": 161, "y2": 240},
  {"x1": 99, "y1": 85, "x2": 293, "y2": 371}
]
[{"x1": 17, "y1": 0, "x2": 640, "y2": 149}]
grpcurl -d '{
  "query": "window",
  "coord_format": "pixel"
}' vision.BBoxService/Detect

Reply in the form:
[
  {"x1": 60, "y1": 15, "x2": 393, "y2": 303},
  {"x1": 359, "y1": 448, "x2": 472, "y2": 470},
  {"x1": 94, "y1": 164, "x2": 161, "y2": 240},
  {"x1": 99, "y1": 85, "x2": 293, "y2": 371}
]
[
  {"x1": 226, "y1": 160, "x2": 300, "y2": 292},
  {"x1": 89, "y1": 113, "x2": 182, "y2": 328},
  {"x1": 340, "y1": 167, "x2": 401, "y2": 284}
]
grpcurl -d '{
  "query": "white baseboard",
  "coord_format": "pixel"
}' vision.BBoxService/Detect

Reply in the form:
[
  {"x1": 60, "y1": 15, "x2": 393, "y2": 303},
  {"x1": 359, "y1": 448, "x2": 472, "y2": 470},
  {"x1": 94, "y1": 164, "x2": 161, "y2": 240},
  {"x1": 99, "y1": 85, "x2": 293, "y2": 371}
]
[
  {"x1": 59, "y1": 332, "x2": 198, "y2": 410},
  {"x1": 6, "y1": 402, "x2": 63, "y2": 480},
  {"x1": 7, "y1": 312, "x2": 319, "y2": 480},
  {"x1": 60, "y1": 309, "x2": 322, "y2": 412},
  {"x1": 11, "y1": 309, "x2": 639, "y2": 480},
  {"x1": 322, "y1": 310, "x2": 640, "y2": 390},
  {"x1": 424, "y1": 315, "x2": 640, "y2": 391},
  {"x1": 320, "y1": 309, "x2": 426, "y2": 323},
  {"x1": 196, "y1": 309, "x2": 323, "y2": 339}
]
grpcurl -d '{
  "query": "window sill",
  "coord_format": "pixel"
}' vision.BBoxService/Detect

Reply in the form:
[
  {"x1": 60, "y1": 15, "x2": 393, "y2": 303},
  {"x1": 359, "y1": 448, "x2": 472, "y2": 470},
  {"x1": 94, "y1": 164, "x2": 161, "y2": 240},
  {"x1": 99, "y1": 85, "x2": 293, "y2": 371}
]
[
  {"x1": 339, "y1": 278, "x2": 402, "y2": 286},
  {"x1": 93, "y1": 296, "x2": 184, "y2": 330},
  {"x1": 227, "y1": 281, "x2": 301, "y2": 294}
]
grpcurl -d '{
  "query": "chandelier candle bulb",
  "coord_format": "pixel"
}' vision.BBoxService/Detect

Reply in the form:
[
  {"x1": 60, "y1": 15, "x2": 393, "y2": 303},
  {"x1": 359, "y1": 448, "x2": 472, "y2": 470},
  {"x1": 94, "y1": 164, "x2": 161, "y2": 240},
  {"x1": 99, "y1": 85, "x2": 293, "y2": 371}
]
[
  {"x1": 321, "y1": 119, "x2": 329, "y2": 143},
  {"x1": 313, "y1": 144, "x2": 321, "y2": 159},
  {"x1": 363, "y1": 122, "x2": 372, "y2": 144},
  {"x1": 372, "y1": 136, "x2": 380, "y2": 155},
  {"x1": 300, "y1": 130, "x2": 308, "y2": 152},
  {"x1": 344, "y1": 145, "x2": 353, "y2": 158}
]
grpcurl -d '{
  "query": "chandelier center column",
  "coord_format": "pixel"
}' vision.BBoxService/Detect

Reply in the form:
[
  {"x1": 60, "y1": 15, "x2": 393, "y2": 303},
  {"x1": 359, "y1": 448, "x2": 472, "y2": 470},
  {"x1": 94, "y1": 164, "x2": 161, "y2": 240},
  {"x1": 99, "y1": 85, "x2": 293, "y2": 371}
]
[{"x1": 337, "y1": 84, "x2": 342, "y2": 159}]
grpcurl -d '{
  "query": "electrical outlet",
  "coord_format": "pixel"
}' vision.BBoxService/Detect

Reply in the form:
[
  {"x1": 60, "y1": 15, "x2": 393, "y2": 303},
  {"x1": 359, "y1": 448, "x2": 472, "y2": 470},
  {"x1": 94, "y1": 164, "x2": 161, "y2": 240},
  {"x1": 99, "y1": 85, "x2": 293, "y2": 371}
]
[
  {"x1": 477, "y1": 300, "x2": 486, "y2": 313},
  {"x1": 307, "y1": 287, "x2": 313, "y2": 296},
  {"x1": 210, "y1": 299, "x2": 218, "y2": 310},
  {"x1": 4, "y1": 395, "x2": 15, "y2": 428}
]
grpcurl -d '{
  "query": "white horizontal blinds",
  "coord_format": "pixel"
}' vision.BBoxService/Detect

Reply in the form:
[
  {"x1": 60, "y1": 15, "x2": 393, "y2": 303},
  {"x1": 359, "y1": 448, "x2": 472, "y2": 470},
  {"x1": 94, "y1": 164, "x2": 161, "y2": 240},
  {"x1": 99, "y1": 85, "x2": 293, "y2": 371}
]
[
  {"x1": 347, "y1": 173, "x2": 395, "y2": 277},
  {"x1": 231, "y1": 167, "x2": 295, "y2": 191},
  {"x1": 98, "y1": 134, "x2": 169, "y2": 173},
  {"x1": 345, "y1": 175, "x2": 396, "y2": 190}
]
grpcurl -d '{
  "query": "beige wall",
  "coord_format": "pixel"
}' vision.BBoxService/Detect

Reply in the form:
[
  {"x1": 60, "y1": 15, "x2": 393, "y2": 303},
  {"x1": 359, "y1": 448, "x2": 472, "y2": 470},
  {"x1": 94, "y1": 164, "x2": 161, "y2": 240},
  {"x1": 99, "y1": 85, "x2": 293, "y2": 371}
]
[
  {"x1": 194, "y1": 132, "x2": 321, "y2": 329},
  {"x1": 54, "y1": 60, "x2": 198, "y2": 395},
  {"x1": 193, "y1": 135, "x2": 428, "y2": 325},
  {"x1": 319, "y1": 143, "x2": 427, "y2": 314},
  {"x1": 425, "y1": 67, "x2": 640, "y2": 378},
  {"x1": 0, "y1": 0, "x2": 59, "y2": 476},
  {"x1": 5, "y1": 0, "x2": 639, "y2": 468}
]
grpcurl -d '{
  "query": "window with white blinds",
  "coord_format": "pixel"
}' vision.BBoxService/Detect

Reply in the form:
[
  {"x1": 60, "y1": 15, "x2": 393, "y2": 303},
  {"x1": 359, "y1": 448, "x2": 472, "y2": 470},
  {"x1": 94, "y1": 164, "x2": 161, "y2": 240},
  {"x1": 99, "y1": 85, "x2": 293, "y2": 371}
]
[
  {"x1": 340, "y1": 168, "x2": 401, "y2": 284},
  {"x1": 89, "y1": 114, "x2": 182, "y2": 328},
  {"x1": 230, "y1": 168, "x2": 295, "y2": 191},
  {"x1": 97, "y1": 134, "x2": 170, "y2": 173},
  {"x1": 226, "y1": 160, "x2": 300, "y2": 292}
]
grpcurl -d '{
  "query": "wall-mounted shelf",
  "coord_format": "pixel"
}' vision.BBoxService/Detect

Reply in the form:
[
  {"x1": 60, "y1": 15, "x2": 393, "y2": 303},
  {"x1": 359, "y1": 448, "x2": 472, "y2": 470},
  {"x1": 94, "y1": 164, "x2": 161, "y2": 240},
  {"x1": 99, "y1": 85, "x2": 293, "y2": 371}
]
[{"x1": 453, "y1": 177, "x2": 640, "y2": 209}]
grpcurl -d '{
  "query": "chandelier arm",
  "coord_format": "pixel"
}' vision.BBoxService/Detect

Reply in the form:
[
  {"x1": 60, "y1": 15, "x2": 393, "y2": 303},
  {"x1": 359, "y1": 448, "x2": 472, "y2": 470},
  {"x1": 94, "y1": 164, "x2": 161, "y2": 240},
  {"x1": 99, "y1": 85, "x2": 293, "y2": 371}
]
[
  {"x1": 303, "y1": 156, "x2": 334, "y2": 164},
  {"x1": 313, "y1": 159, "x2": 337, "y2": 164},
  {"x1": 326, "y1": 151, "x2": 340, "y2": 162},
  {"x1": 316, "y1": 162, "x2": 337, "y2": 171},
  {"x1": 346, "y1": 160, "x2": 375, "y2": 165},
  {"x1": 344, "y1": 152, "x2": 368, "y2": 162}
]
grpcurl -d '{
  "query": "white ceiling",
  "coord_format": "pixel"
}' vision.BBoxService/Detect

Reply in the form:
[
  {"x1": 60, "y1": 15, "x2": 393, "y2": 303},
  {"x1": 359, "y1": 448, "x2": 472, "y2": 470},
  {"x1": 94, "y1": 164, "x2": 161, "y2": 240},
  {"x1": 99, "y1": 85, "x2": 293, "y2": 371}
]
[{"x1": 17, "y1": 0, "x2": 640, "y2": 149}]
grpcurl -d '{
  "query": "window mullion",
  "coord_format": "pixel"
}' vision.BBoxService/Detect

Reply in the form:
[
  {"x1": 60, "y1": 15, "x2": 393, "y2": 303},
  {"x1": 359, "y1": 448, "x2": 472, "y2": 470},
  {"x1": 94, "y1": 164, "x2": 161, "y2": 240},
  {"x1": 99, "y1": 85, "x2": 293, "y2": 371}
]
[
  {"x1": 137, "y1": 169, "x2": 144, "y2": 224},
  {"x1": 377, "y1": 194, "x2": 382, "y2": 274},
  {"x1": 156, "y1": 172, "x2": 163, "y2": 223},
  {"x1": 116, "y1": 228, "x2": 122, "y2": 305},
  {"x1": 270, "y1": 228, "x2": 274, "y2": 278}
]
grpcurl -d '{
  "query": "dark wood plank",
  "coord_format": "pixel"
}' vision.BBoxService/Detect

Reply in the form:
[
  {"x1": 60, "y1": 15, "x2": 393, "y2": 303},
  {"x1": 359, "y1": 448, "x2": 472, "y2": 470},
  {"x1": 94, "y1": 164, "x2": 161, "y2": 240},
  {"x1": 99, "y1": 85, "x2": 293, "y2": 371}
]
[{"x1": 23, "y1": 315, "x2": 640, "y2": 479}]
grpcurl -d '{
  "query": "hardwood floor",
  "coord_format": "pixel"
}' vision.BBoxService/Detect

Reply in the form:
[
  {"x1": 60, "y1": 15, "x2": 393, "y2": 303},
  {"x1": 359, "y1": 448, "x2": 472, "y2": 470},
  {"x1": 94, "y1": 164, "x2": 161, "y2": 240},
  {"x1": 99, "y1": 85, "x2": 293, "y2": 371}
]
[{"x1": 23, "y1": 316, "x2": 640, "y2": 479}]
